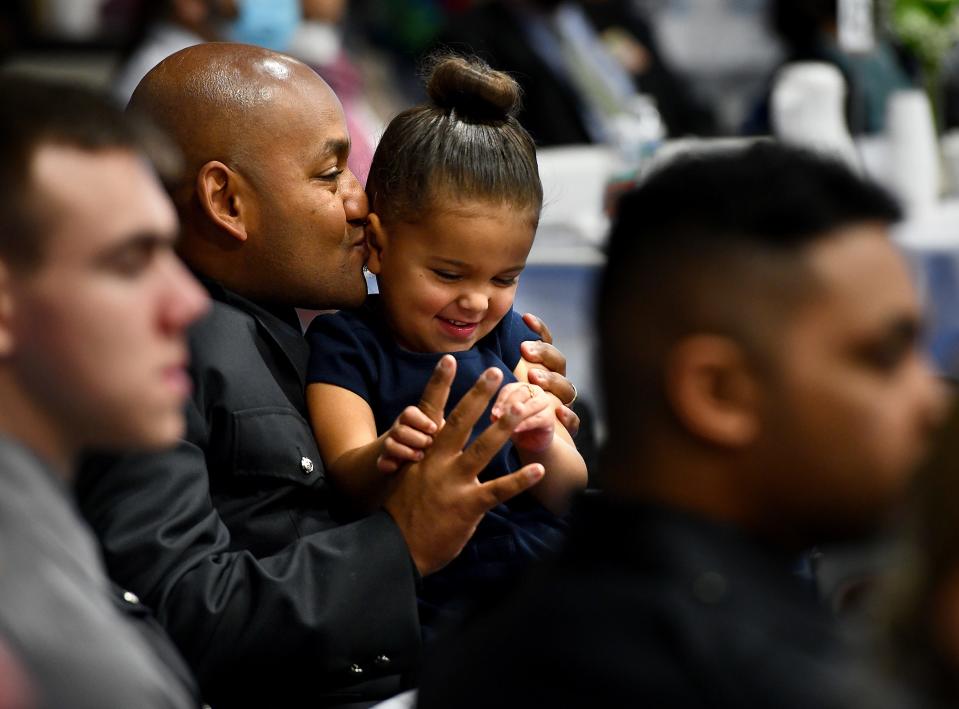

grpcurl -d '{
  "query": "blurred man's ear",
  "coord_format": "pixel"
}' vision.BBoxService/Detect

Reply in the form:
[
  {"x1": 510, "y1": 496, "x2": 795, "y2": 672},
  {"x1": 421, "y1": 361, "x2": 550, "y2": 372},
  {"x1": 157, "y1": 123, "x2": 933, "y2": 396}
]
[
  {"x1": 0, "y1": 261, "x2": 13, "y2": 356},
  {"x1": 665, "y1": 334, "x2": 760, "y2": 447},
  {"x1": 196, "y1": 160, "x2": 250, "y2": 243}
]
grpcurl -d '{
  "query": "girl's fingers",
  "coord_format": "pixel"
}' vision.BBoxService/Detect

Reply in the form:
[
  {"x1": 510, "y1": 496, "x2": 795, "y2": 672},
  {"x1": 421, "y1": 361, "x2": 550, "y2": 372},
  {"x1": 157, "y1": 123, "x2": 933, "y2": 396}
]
[
  {"x1": 392, "y1": 425, "x2": 433, "y2": 449},
  {"x1": 399, "y1": 405, "x2": 438, "y2": 434},
  {"x1": 376, "y1": 455, "x2": 400, "y2": 474},
  {"x1": 383, "y1": 436, "x2": 424, "y2": 462},
  {"x1": 513, "y1": 410, "x2": 554, "y2": 433}
]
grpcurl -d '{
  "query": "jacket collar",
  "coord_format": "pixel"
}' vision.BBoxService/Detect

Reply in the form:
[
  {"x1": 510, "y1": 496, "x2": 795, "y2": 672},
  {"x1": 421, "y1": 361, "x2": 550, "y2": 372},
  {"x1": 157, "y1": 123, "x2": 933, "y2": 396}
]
[{"x1": 197, "y1": 276, "x2": 310, "y2": 388}]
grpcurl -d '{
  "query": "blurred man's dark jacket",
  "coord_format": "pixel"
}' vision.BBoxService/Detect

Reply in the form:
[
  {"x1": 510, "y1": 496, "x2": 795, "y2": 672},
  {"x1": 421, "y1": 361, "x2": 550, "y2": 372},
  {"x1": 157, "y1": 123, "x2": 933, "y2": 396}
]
[{"x1": 418, "y1": 493, "x2": 856, "y2": 708}]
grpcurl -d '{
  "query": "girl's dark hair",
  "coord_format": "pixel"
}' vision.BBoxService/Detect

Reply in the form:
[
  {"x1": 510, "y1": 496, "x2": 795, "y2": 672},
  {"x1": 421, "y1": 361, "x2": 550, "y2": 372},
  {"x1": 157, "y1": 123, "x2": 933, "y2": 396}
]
[{"x1": 366, "y1": 54, "x2": 542, "y2": 222}]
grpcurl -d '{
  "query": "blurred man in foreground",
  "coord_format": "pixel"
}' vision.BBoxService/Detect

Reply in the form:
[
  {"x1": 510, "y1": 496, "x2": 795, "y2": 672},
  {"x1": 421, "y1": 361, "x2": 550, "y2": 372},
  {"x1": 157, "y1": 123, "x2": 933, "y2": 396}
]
[
  {"x1": 418, "y1": 143, "x2": 947, "y2": 708},
  {"x1": 0, "y1": 76, "x2": 208, "y2": 708}
]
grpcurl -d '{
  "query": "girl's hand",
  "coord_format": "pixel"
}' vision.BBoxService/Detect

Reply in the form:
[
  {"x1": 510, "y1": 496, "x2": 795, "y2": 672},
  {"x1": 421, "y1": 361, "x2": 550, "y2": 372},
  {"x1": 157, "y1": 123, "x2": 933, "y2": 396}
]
[
  {"x1": 491, "y1": 382, "x2": 557, "y2": 453},
  {"x1": 377, "y1": 406, "x2": 439, "y2": 473}
]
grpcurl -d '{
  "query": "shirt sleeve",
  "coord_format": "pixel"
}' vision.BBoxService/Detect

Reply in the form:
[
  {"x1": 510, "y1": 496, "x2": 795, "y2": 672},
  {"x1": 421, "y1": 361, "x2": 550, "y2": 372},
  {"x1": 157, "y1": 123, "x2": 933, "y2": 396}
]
[
  {"x1": 490, "y1": 308, "x2": 540, "y2": 370},
  {"x1": 305, "y1": 311, "x2": 378, "y2": 404}
]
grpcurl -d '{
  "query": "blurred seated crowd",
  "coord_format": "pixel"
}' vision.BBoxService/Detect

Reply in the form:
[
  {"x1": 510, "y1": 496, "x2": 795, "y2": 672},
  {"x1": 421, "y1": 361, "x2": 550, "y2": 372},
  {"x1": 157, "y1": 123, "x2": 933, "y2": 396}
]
[
  {"x1": 5, "y1": 2, "x2": 959, "y2": 709},
  {"x1": 2, "y1": 0, "x2": 943, "y2": 150}
]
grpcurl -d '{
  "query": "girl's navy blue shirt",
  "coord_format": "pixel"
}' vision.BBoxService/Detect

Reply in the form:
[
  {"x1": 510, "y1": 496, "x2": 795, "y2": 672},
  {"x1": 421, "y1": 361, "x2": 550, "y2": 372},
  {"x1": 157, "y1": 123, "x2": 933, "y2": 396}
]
[{"x1": 305, "y1": 295, "x2": 567, "y2": 635}]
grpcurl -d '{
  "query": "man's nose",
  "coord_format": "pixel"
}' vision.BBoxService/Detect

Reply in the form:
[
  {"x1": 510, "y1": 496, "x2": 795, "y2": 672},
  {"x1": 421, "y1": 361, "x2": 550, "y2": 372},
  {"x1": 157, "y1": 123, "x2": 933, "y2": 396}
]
[{"x1": 341, "y1": 169, "x2": 369, "y2": 226}]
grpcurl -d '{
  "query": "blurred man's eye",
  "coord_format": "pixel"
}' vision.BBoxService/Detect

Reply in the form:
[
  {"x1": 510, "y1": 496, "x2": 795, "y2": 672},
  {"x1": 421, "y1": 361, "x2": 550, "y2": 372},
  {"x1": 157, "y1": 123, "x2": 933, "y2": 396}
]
[
  {"x1": 99, "y1": 238, "x2": 165, "y2": 277},
  {"x1": 855, "y1": 316, "x2": 923, "y2": 373},
  {"x1": 859, "y1": 323, "x2": 922, "y2": 373},
  {"x1": 862, "y1": 340, "x2": 910, "y2": 372}
]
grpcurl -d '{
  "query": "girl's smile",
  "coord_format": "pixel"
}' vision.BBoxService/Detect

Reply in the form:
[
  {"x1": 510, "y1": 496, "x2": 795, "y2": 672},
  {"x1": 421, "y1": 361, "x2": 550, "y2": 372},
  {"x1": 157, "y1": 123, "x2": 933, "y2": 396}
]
[{"x1": 366, "y1": 201, "x2": 538, "y2": 353}]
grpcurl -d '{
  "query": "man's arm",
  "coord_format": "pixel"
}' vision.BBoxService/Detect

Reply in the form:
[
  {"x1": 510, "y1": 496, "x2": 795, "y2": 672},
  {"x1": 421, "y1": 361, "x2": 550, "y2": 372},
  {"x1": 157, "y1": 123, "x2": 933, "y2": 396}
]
[
  {"x1": 78, "y1": 356, "x2": 545, "y2": 705},
  {"x1": 77, "y1": 400, "x2": 422, "y2": 707}
]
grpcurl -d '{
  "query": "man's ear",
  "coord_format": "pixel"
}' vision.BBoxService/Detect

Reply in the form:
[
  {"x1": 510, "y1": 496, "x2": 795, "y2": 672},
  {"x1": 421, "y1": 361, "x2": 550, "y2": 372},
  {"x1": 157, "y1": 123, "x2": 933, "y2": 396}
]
[
  {"x1": 665, "y1": 334, "x2": 761, "y2": 448},
  {"x1": 366, "y1": 213, "x2": 388, "y2": 275},
  {"x1": 0, "y1": 260, "x2": 14, "y2": 357},
  {"x1": 196, "y1": 160, "x2": 249, "y2": 243}
]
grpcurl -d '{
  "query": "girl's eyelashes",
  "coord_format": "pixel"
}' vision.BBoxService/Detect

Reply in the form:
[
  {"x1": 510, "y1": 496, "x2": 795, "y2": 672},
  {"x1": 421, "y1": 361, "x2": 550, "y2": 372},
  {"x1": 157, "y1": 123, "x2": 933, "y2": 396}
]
[
  {"x1": 431, "y1": 269, "x2": 520, "y2": 286},
  {"x1": 432, "y1": 269, "x2": 461, "y2": 281}
]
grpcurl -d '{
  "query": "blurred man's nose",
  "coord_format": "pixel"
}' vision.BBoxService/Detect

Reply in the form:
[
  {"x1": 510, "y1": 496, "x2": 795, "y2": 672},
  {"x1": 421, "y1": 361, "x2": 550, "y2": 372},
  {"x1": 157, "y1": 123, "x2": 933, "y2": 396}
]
[
  {"x1": 917, "y1": 355, "x2": 952, "y2": 432},
  {"x1": 164, "y1": 256, "x2": 210, "y2": 331}
]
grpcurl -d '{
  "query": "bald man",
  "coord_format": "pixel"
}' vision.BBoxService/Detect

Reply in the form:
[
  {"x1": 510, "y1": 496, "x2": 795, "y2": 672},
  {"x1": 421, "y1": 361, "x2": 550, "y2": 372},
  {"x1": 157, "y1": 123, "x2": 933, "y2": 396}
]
[{"x1": 77, "y1": 43, "x2": 576, "y2": 708}]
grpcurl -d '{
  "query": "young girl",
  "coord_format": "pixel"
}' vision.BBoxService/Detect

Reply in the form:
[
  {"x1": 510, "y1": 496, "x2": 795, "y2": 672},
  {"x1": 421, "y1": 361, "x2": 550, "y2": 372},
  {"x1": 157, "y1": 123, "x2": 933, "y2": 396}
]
[{"x1": 305, "y1": 55, "x2": 587, "y2": 633}]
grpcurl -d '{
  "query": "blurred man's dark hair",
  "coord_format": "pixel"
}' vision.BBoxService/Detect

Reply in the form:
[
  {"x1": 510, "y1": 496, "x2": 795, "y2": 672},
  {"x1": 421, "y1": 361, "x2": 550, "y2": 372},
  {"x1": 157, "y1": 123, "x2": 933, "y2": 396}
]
[
  {"x1": 0, "y1": 74, "x2": 176, "y2": 270},
  {"x1": 598, "y1": 141, "x2": 902, "y2": 467}
]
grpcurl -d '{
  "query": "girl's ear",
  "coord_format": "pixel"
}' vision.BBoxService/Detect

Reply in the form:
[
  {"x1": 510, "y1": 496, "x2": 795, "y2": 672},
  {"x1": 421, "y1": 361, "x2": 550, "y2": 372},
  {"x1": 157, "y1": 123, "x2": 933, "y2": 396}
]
[{"x1": 366, "y1": 213, "x2": 388, "y2": 275}]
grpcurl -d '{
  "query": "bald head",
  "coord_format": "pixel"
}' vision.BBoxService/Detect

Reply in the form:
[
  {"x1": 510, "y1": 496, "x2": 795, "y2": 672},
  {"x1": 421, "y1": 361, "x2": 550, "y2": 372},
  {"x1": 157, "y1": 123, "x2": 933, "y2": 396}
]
[
  {"x1": 128, "y1": 43, "x2": 339, "y2": 205},
  {"x1": 124, "y1": 42, "x2": 367, "y2": 310}
]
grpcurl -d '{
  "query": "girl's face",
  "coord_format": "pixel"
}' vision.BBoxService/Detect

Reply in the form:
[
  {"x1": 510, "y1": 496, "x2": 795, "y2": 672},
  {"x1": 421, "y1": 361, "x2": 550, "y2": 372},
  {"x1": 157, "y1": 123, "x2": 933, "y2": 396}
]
[{"x1": 367, "y1": 199, "x2": 537, "y2": 353}]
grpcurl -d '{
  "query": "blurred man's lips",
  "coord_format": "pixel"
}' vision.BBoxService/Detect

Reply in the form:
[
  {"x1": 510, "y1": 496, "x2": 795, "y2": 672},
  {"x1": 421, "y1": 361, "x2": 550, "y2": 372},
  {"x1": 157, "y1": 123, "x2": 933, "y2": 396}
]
[{"x1": 163, "y1": 363, "x2": 192, "y2": 399}]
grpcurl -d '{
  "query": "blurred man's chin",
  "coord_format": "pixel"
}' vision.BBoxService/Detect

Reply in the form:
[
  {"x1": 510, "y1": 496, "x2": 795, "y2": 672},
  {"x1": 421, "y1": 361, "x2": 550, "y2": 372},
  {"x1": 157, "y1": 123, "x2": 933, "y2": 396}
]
[
  {"x1": 139, "y1": 417, "x2": 186, "y2": 451},
  {"x1": 92, "y1": 415, "x2": 185, "y2": 453}
]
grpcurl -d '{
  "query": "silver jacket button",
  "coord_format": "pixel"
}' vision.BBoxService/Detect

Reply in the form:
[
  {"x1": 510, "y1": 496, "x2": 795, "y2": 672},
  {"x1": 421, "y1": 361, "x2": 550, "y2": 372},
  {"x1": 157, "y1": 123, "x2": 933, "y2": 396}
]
[
  {"x1": 374, "y1": 655, "x2": 391, "y2": 667},
  {"x1": 122, "y1": 590, "x2": 140, "y2": 605},
  {"x1": 300, "y1": 456, "x2": 314, "y2": 475},
  {"x1": 349, "y1": 664, "x2": 363, "y2": 674}
]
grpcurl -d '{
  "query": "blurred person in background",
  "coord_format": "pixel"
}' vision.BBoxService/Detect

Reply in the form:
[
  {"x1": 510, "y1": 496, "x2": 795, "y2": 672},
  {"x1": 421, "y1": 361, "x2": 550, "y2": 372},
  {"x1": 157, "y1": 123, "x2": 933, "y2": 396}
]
[
  {"x1": 112, "y1": 0, "x2": 302, "y2": 104},
  {"x1": 744, "y1": 0, "x2": 915, "y2": 135},
  {"x1": 113, "y1": 0, "x2": 382, "y2": 181},
  {"x1": 433, "y1": 0, "x2": 715, "y2": 146},
  {"x1": 0, "y1": 75, "x2": 207, "y2": 708},
  {"x1": 417, "y1": 143, "x2": 946, "y2": 708},
  {"x1": 78, "y1": 42, "x2": 577, "y2": 708},
  {"x1": 289, "y1": 0, "x2": 381, "y2": 183}
]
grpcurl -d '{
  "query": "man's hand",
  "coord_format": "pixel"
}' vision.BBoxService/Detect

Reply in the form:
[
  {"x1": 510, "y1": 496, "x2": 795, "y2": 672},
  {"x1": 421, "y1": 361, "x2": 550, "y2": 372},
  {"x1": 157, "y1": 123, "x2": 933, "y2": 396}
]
[
  {"x1": 521, "y1": 313, "x2": 580, "y2": 437},
  {"x1": 384, "y1": 355, "x2": 546, "y2": 576}
]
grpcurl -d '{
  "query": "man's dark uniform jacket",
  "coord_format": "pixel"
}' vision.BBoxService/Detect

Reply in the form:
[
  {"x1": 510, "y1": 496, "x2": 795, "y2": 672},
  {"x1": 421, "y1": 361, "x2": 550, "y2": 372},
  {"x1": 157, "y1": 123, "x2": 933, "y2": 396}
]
[
  {"x1": 77, "y1": 278, "x2": 421, "y2": 708},
  {"x1": 417, "y1": 494, "x2": 861, "y2": 708}
]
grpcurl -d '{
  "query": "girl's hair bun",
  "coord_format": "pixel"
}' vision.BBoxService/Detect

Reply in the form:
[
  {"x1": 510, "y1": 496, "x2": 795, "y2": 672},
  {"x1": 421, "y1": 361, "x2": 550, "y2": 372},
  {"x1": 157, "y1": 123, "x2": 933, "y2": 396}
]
[{"x1": 426, "y1": 54, "x2": 521, "y2": 123}]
